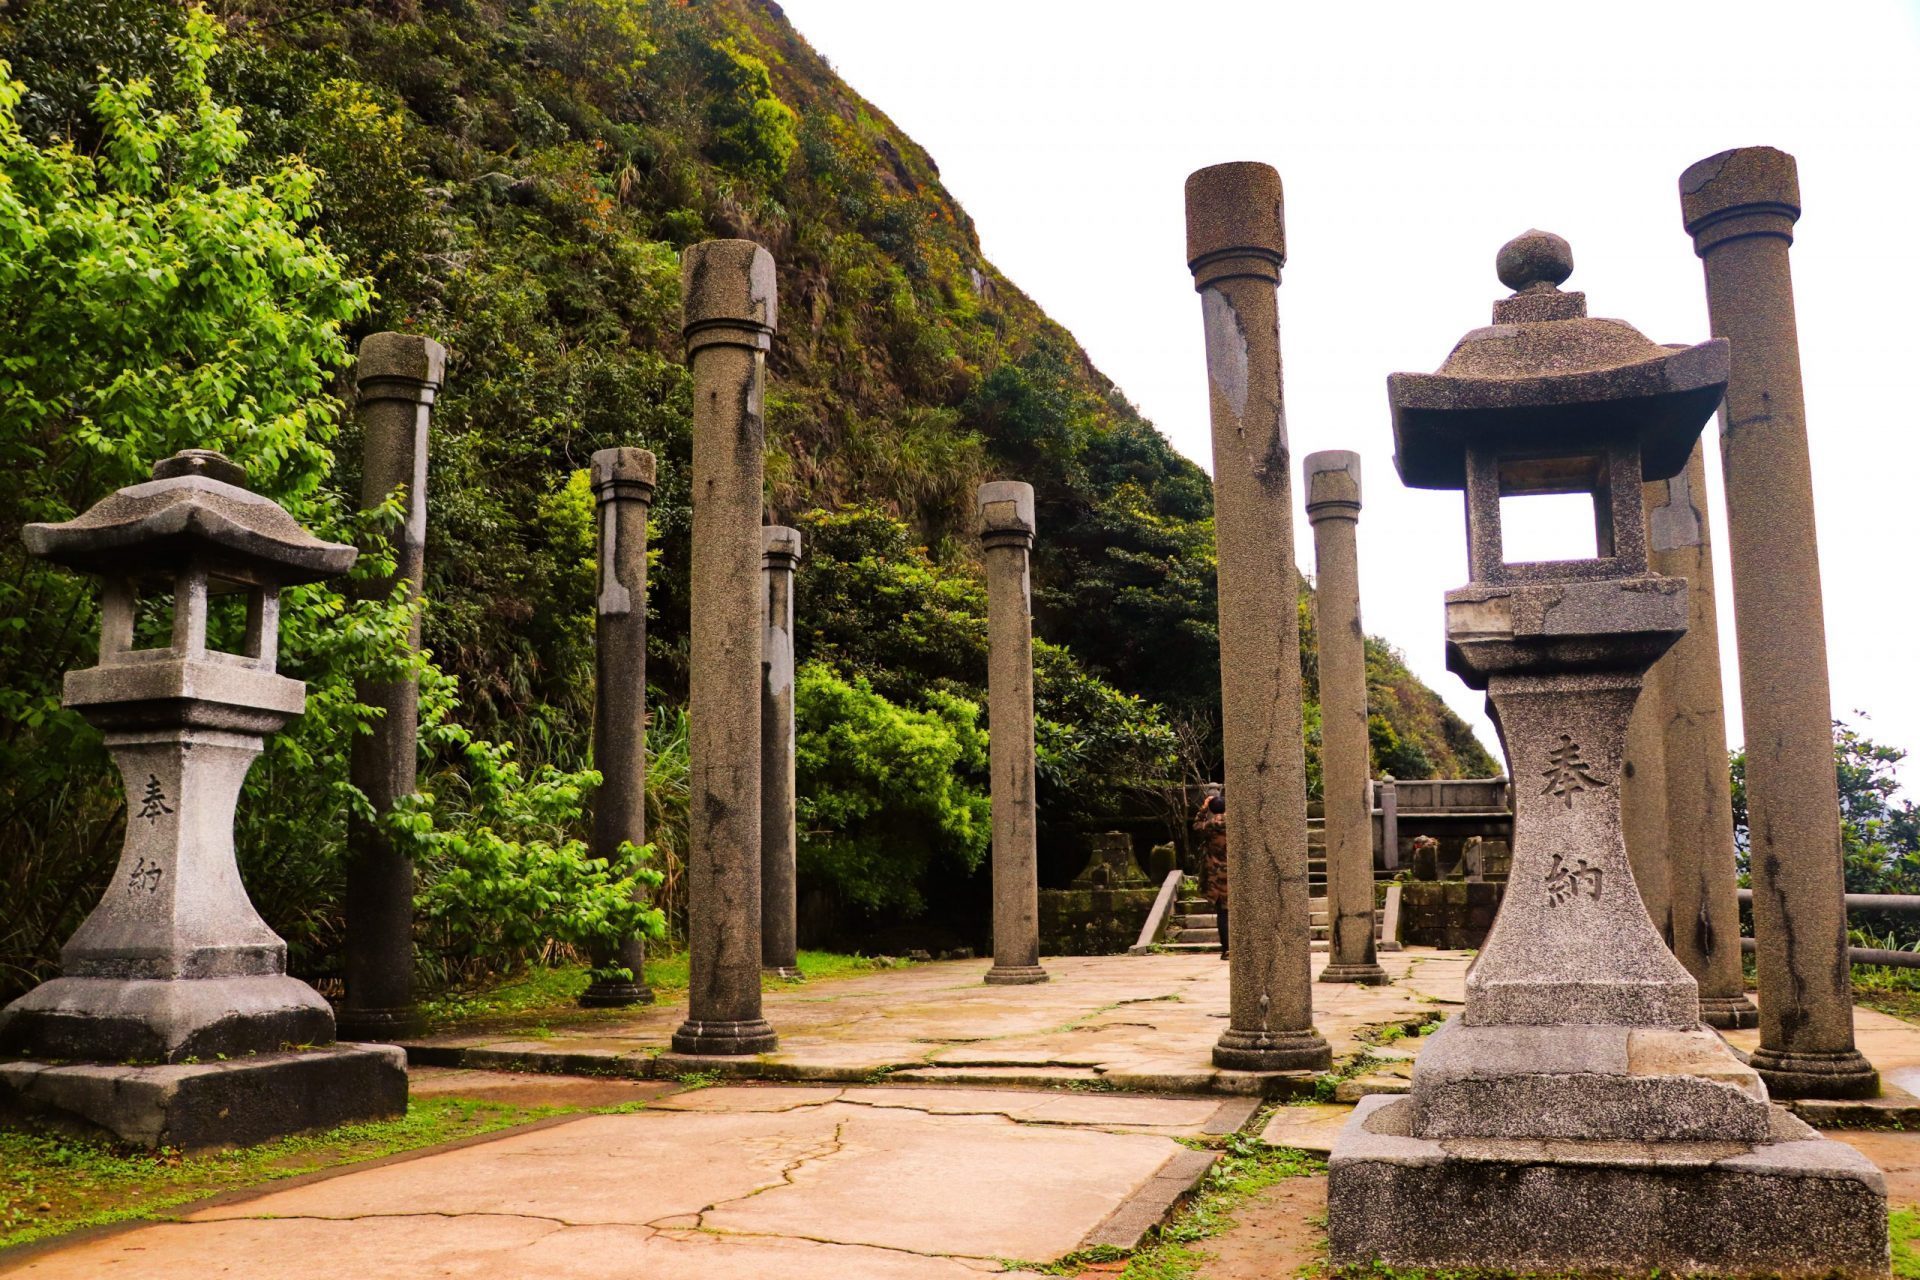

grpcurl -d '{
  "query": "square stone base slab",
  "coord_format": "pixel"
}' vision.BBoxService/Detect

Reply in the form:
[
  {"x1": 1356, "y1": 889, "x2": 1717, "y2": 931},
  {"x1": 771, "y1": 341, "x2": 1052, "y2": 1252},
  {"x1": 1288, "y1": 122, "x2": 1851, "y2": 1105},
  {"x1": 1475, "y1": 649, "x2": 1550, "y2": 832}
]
[
  {"x1": 1328, "y1": 1095, "x2": 1889, "y2": 1277},
  {"x1": 0, "y1": 1043, "x2": 407, "y2": 1150}
]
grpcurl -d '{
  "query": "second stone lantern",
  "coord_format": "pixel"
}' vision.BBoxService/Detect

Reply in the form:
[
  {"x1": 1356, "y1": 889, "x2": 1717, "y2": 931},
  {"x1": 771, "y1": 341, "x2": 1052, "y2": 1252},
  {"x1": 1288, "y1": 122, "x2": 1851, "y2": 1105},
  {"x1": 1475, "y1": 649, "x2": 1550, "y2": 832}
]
[{"x1": 1325, "y1": 233, "x2": 1886, "y2": 1276}]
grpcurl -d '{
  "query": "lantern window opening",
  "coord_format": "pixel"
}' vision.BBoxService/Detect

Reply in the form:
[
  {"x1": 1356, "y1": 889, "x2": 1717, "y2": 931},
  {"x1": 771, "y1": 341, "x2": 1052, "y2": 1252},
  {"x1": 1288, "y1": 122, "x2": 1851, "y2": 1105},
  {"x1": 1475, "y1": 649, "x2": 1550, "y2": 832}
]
[{"x1": 1496, "y1": 451, "x2": 1613, "y2": 566}]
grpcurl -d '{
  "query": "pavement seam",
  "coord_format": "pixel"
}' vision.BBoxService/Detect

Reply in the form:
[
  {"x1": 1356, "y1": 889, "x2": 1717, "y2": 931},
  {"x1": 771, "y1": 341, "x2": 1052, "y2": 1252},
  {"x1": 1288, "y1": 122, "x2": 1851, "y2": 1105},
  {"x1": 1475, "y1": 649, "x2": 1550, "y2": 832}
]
[{"x1": 643, "y1": 1119, "x2": 850, "y2": 1231}]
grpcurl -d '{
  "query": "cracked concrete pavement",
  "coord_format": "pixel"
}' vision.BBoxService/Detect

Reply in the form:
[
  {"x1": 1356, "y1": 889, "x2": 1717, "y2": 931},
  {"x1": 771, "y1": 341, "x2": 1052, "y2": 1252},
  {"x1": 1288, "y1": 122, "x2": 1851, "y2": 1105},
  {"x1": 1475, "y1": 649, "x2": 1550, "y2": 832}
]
[
  {"x1": 9, "y1": 1083, "x2": 1248, "y2": 1278},
  {"x1": 409, "y1": 949, "x2": 1474, "y2": 1093}
]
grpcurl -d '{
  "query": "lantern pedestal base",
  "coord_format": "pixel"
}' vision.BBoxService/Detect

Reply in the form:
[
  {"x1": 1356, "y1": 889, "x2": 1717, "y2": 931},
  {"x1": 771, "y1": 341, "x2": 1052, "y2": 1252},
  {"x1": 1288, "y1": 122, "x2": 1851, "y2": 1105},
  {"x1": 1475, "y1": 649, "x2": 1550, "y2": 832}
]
[
  {"x1": 0, "y1": 1044, "x2": 407, "y2": 1151},
  {"x1": 0, "y1": 973, "x2": 335, "y2": 1064},
  {"x1": 1328, "y1": 1094, "x2": 1888, "y2": 1277}
]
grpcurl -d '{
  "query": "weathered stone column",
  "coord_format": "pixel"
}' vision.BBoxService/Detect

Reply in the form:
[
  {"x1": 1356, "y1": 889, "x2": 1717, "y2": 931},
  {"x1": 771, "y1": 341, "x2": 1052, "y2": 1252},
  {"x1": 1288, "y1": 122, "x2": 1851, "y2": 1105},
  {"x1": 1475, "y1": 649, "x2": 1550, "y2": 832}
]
[
  {"x1": 671, "y1": 240, "x2": 778, "y2": 1056},
  {"x1": 1646, "y1": 444, "x2": 1758, "y2": 1028},
  {"x1": 1682, "y1": 147, "x2": 1875, "y2": 1097},
  {"x1": 761, "y1": 525, "x2": 803, "y2": 981},
  {"x1": 1185, "y1": 162, "x2": 1329, "y2": 1070},
  {"x1": 340, "y1": 332, "x2": 444, "y2": 1042},
  {"x1": 1305, "y1": 450, "x2": 1388, "y2": 986},
  {"x1": 580, "y1": 448, "x2": 657, "y2": 1008},
  {"x1": 1619, "y1": 665, "x2": 1673, "y2": 944},
  {"x1": 978, "y1": 481, "x2": 1048, "y2": 986}
]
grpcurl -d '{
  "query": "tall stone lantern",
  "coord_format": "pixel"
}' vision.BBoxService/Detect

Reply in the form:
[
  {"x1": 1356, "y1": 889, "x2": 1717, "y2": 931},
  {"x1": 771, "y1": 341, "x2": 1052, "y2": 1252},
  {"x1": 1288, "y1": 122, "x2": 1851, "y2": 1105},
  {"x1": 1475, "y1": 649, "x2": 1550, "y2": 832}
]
[
  {"x1": 1325, "y1": 234, "x2": 1885, "y2": 1276},
  {"x1": 0, "y1": 449, "x2": 408, "y2": 1149}
]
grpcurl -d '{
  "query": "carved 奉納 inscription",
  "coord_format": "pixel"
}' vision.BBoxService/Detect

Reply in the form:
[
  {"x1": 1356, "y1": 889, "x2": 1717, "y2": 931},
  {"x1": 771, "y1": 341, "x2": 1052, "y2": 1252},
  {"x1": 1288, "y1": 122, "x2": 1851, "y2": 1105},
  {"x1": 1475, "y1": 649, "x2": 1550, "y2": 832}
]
[
  {"x1": 1544, "y1": 852, "x2": 1603, "y2": 905},
  {"x1": 137, "y1": 773, "x2": 173, "y2": 823},
  {"x1": 1540, "y1": 735, "x2": 1602, "y2": 808},
  {"x1": 127, "y1": 855, "x2": 164, "y2": 895}
]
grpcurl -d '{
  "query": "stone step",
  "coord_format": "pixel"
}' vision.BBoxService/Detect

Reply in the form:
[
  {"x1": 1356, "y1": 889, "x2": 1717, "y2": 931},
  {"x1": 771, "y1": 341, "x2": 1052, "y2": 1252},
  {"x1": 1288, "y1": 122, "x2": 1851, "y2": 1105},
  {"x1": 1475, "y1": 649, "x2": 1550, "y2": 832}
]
[
  {"x1": 1175, "y1": 914, "x2": 1217, "y2": 930},
  {"x1": 1173, "y1": 928, "x2": 1220, "y2": 945},
  {"x1": 1177, "y1": 897, "x2": 1209, "y2": 912},
  {"x1": 1160, "y1": 941, "x2": 1222, "y2": 954}
]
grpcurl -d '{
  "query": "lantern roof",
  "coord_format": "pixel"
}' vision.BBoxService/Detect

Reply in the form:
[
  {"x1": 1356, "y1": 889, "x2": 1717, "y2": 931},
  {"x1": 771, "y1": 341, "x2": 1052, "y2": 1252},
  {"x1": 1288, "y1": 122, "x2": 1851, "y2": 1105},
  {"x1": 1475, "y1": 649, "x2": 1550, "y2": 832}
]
[
  {"x1": 22, "y1": 450, "x2": 356, "y2": 585},
  {"x1": 1390, "y1": 231, "x2": 1728, "y2": 491}
]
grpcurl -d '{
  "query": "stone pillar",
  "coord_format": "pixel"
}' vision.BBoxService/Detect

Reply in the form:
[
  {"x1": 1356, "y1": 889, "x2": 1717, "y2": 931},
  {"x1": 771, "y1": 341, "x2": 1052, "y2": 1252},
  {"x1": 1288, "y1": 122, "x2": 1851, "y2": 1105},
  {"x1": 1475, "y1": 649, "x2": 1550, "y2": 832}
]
[
  {"x1": 1619, "y1": 666, "x2": 1674, "y2": 944},
  {"x1": 580, "y1": 448, "x2": 657, "y2": 1008},
  {"x1": 1646, "y1": 445, "x2": 1758, "y2": 1029},
  {"x1": 671, "y1": 240, "x2": 778, "y2": 1056},
  {"x1": 1305, "y1": 450, "x2": 1388, "y2": 986},
  {"x1": 978, "y1": 481, "x2": 1048, "y2": 986},
  {"x1": 1682, "y1": 147, "x2": 1875, "y2": 1097},
  {"x1": 1185, "y1": 162, "x2": 1330, "y2": 1071},
  {"x1": 761, "y1": 525, "x2": 803, "y2": 981},
  {"x1": 340, "y1": 332, "x2": 444, "y2": 1042}
]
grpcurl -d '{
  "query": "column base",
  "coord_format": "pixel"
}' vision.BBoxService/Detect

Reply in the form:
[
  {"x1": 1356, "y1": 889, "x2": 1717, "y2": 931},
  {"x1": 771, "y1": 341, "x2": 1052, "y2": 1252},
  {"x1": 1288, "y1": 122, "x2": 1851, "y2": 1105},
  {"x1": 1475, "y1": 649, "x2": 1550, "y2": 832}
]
[
  {"x1": 1698, "y1": 992, "x2": 1760, "y2": 1030},
  {"x1": 335, "y1": 1003, "x2": 424, "y2": 1043},
  {"x1": 762, "y1": 966, "x2": 804, "y2": 981},
  {"x1": 1213, "y1": 1027, "x2": 1331, "y2": 1072},
  {"x1": 579, "y1": 980, "x2": 655, "y2": 1008},
  {"x1": 1319, "y1": 963, "x2": 1390, "y2": 985},
  {"x1": 984, "y1": 964, "x2": 1050, "y2": 986},
  {"x1": 671, "y1": 1017, "x2": 777, "y2": 1056},
  {"x1": 1750, "y1": 1046, "x2": 1881, "y2": 1100}
]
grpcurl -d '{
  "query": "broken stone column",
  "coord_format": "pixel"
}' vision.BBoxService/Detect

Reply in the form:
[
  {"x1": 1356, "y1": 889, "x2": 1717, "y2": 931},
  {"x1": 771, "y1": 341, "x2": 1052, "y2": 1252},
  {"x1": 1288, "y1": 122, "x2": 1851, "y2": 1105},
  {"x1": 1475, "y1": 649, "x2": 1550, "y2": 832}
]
[
  {"x1": 671, "y1": 240, "x2": 778, "y2": 1056},
  {"x1": 340, "y1": 332, "x2": 444, "y2": 1042},
  {"x1": 761, "y1": 524, "x2": 803, "y2": 981},
  {"x1": 1304, "y1": 450, "x2": 1387, "y2": 986},
  {"x1": 580, "y1": 447, "x2": 657, "y2": 1008},
  {"x1": 978, "y1": 481, "x2": 1048, "y2": 986},
  {"x1": 1646, "y1": 444, "x2": 1758, "y2": 1028},
  {"x1": 1619, "y1": 662, "x2": 1674, "y2": 943},
  {"x1": 1682, "y1": 147, "x2": 1875, "y2": 1098},
  {"x1": 0, "y1": 450, "x2": 407, "y2": 1148},
  {"x1": 1185, "y1": 162, "x2": 1329, "y2": 1070},
  {"x1": 1327, "y1": 231, "x2": 1884, "y2": 1276}
]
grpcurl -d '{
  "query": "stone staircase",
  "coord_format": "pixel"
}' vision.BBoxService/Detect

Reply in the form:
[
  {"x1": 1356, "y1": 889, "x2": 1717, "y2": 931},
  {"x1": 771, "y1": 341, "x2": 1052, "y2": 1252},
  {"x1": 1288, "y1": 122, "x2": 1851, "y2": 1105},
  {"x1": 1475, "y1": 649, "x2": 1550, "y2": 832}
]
[{"x1": 1165, "y1": 896, "x2": 1222, "y2": 952}]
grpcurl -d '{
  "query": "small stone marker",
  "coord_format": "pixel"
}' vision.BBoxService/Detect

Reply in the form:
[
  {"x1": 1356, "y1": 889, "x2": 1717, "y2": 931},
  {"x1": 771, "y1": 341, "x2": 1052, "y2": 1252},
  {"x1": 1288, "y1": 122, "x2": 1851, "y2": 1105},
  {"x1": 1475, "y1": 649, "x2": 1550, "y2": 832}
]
[
  {"x1": 580, "y1": 447, "x2": 658, "y2": 1008},
  {"x1": 761, "y1": 524, "x2": 803, "y2": 981},
  {"x1": 1184, "y1": 162, "x2": 1328, "y2": 1070},
  {"x1": 978, "y1": 480, "x2": 1048, "y2": 986},
  {"x1": 0, "y1": 449, "x2": 407, "y2": 1147},
  {"x1": 1326, "y1": 231, "x2": 1886, "y2": 1276},
  {"x1": 1304, "y1": 450, "x2": 1387, "y2": 986},
  {"x1": 672, "y1": 240, "x2": 778, "y2": 1055},
  {"x1": 340, "y1": 331, "x2": 444, "y2": 1042},
  {"x1": 1645, "y1": 444, "x2": 1757, "y2": 1028},
  {"x1": 1681, "y1": 146, "x2": 1875, "y2": 1096}
]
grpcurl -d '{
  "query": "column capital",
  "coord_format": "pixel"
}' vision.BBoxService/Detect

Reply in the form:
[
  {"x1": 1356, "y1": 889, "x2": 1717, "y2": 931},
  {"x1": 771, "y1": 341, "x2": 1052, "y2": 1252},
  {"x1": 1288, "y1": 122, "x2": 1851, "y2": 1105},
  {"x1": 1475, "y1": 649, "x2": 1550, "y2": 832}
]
[
  {"x1": 681, "y1": 239, "x2": 778, "y2": 355},
  {"x1": 591, "y1": 447, "x2": 657, "y2": 505},
  {"x1": 976, "y1": 480, "x2": 1036, "y2": 549},
  {"x1": 1185, "y1": 161, "x2": 1285, "y2": 289},
  {"x1": 1304, "y1": 449, "x2": 1363, "y2": 522},
  {"x1": 1681, "y1": 147, "x2": 1801, "y2": 256},
  {"x1": 355, "y1": 332, "x2": 446, "y2": 406},
  {"x1": 762, "y1": 524, "x2": 803, "y2": 570}
]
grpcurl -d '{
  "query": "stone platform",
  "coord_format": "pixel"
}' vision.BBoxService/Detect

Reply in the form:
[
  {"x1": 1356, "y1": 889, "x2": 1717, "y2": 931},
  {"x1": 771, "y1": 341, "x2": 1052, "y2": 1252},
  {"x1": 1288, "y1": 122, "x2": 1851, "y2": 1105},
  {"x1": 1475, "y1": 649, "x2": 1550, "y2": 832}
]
[
  {"x1": 0, "y1": 1044, "x2": 408, "y2": 1150},
  {"x1": 403, "y1": 950, "x2": 1472, "y2": 1096},
  {"x1": 1330, "y1": 1093, "x2": 1889, "y2": 1276}
]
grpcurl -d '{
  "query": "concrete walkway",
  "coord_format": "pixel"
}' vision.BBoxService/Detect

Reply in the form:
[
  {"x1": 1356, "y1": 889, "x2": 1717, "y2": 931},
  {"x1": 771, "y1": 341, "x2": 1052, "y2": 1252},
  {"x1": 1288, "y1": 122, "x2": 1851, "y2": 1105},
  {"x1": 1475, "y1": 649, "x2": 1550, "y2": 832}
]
[
  {"x1": 10, "y1": 1081, "x2": 1249, "y2": 1278},
  {"x1": 408, "y1": 950, "x2": 1473, "y2": 1094}
]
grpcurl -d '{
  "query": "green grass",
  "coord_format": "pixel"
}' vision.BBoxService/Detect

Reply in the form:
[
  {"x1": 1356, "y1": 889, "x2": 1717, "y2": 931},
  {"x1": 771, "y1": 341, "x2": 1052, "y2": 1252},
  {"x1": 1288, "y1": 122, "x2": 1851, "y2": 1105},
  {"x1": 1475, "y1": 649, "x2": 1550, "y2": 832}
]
[
  {"x1": 416, "y1": 950, "x2": 909, "y2": 1035},
  {"x1": 1023, "y1": 1132, "x2": 1324, "y2": 1278},
  {"x1": 0, "y1": 1095, "x2": 571, "y2": 1250}
]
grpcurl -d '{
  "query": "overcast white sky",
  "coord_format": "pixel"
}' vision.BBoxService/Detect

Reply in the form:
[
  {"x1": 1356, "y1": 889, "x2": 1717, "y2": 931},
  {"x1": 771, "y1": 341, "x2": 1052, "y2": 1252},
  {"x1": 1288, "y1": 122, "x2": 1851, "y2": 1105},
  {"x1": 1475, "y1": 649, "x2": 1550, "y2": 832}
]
[{"x1": 778, "y1": 0, "x2": 1920, "y2": 780}]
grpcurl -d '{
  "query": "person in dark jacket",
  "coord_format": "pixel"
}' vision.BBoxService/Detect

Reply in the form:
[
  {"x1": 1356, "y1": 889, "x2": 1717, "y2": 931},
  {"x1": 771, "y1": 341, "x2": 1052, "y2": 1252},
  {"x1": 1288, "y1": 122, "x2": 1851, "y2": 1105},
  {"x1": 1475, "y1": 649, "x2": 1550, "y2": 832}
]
[{"x1": 1193, "y1": 790, "x2": 1228, "y2": 958}]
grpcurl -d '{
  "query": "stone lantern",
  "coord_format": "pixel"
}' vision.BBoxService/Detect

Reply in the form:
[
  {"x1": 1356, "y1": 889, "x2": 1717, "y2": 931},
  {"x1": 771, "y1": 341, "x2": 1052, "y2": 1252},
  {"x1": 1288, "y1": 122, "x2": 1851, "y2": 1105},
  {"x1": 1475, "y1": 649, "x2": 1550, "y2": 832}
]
[
  {"x1": 1325, "y1": 234, "x2": 1886, "y2": 1275},
  {"x1": 0, "y1": 449, "x2": 408, "y2": 1148}
]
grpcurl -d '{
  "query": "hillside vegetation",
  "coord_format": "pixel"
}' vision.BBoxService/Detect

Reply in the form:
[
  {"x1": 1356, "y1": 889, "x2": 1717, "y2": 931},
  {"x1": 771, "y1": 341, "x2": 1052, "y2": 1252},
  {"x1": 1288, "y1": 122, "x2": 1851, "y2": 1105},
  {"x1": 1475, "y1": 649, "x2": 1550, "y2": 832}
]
[{"x1": 0, "y1": 0, "x2": 1491, "y2": 993}]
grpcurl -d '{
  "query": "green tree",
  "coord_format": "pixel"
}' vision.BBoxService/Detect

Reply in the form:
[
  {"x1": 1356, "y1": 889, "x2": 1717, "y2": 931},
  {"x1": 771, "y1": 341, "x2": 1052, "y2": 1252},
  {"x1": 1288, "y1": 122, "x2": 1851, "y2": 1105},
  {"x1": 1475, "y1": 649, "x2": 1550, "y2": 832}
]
[{"x1": 793, "y1": 661, "x2": 990, "y2": 914}]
